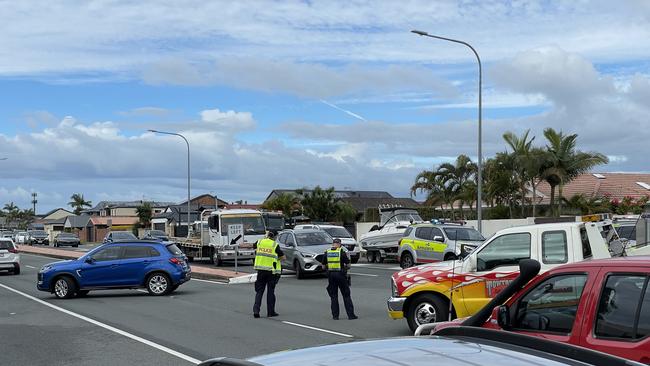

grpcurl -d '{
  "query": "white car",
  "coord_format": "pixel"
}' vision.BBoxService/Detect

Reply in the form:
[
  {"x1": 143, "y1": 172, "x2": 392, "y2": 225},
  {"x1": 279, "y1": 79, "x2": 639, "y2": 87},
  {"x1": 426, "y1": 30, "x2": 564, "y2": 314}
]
[
  {"x1": 0, "y1": 238, "x2": 20, "y2": 275},
  {"x1": 294, "y1": 224, "x2": 361, "y2": 263},
  {"x1": 14, "y1": 231, "x2": 29, "y2": 244}
]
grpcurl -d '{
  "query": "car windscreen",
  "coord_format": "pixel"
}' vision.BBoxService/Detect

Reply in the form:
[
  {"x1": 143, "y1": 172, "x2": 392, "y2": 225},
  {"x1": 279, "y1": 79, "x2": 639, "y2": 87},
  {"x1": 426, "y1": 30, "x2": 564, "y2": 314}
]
[
  {"x1": 265, "y1": 217, "x2": 285, "y2": 230},
  {"x1": 31, "y1": 230, "x2": 47, "y2": 236},
  {"x1": 150, "y1": 230, "x2": 167, "y2": 236},
  {"x1": 617, "y1": 225, "x2": 636, "y2": 240},
  {"x1": 221, "y1": 216, "x2": 266, "y2": 235},
  {"x1": 323, "y1": 227, "x2": 352, "y2": 238},
  {"x1": 295, "y1": 232, "x2": 332, "y2": 246},
  {"x1": 166, "y1": 244, "x2": 183, "y2": 256},
  {"x1": 58, "y1": 233, "x2": 77, "y2": 238},
  {"x1": 113, "y1": 232, "x2": 137, "y2": 240},
  {"x1": 444, "y1": 227, "x2": 485, "y2": 241},
  {"x1": 0, "y1": 240, "x2": 13, "y2": 250}
]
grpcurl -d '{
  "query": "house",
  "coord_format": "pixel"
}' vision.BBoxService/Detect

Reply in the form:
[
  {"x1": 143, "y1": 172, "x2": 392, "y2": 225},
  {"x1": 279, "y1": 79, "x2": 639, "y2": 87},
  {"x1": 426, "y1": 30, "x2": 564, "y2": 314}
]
[
  {"x1": 32, "y1": 208, "x2": 75, "y2": 240},
  {"x1": 264, "y1": 189, "x2": 420, "y2": 220},
  {"x1": 536, "y1": 172, "x2": 650, "y2": 204},
  {"x1": 89, "y1": 216, "x2": 140, "y2": 242},
  {"x1": 63, "y1": 214, "x2": 93, "y2": 243},
  {"x1": 39, "y1": 208, "x2": 74, "y2": 220},
  {"x1": 82, "y1": 200, "x2": 175, "y2": 217}
]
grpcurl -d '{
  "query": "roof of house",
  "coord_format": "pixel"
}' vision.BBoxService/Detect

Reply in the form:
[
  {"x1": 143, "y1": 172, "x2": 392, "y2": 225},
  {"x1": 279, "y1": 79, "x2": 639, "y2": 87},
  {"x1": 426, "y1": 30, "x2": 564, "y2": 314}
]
[
  {"x1": 40, "y1": 207, "x2": 74, "y2": 219},
  {"x1": 178, "y1": 194, "x2": 228, "y2": 206},
  {"x1": 41, "y1": 217, "x2": 68, "y2": 225},
  {"x1": 341, "y1": 197, "x2": 421, "y2": 212},
  {"x1": 89, "y1": 216, "x2": 139, "y2": 226},
  {"x1": 64, "y1": 214, "x2": 92, "y2": 228},
  {"x1": 83, "y1": 200, "x2": 176, "y2": 213},
  {"x1": 536, "y1": 172, "x2": 650, "y2": 203},
  {"x1": 265, "y1": 189, "x2": 394, "y2": 202}
]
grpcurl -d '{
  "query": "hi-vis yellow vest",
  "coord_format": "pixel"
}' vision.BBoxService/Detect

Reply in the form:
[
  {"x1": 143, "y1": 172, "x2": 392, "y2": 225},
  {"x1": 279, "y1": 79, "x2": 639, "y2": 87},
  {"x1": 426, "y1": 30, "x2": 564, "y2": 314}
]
[
  {"x1": 254, "y1": 238, "x2": 280, "y2": 274},
  {"x1": 326, "y1": 248, "x2": 343, "y2": 271}
]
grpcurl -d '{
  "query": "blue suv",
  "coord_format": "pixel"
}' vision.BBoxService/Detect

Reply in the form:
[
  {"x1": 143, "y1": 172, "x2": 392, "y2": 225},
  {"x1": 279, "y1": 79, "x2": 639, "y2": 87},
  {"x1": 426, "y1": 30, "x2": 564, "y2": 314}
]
[{"x1": 37, "y1": 241, "x2": 191, "y2": 299}]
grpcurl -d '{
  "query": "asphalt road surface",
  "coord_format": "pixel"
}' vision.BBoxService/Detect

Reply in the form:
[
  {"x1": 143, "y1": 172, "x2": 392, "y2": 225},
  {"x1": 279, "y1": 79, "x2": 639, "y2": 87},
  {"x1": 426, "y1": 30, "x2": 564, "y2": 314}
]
[{"x1": 0, "y1": 253, "x2": 409, "y2": 366}]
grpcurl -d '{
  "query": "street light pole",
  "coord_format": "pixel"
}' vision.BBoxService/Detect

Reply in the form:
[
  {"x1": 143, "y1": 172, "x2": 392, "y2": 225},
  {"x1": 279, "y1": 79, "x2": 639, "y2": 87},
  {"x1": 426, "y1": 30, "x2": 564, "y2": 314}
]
[
  {"x1": 148, "y1": 129, "x2": 191, "y2": 239},
  {"x1": 411, "y1": 29, "x2": 483, "y2": 233}
]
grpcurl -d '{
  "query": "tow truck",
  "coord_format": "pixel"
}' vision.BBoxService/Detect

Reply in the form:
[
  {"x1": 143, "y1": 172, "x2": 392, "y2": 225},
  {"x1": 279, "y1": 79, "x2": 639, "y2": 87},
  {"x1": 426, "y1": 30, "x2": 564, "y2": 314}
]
[{"x1": 388, "y1": 220, "x2": 613, "y2": 332}]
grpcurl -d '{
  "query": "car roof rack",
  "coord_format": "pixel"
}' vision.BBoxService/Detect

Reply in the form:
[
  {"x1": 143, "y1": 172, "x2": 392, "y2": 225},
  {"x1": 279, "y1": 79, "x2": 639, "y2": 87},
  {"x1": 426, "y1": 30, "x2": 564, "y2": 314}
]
[{"x1": 434, "y1": 326, "x2": 639, "y2": 366}]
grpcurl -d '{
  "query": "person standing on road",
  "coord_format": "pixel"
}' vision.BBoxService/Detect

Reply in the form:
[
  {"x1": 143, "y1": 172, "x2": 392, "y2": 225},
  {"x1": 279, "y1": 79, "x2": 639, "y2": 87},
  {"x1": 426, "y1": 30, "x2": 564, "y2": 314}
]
[
  {"x1": 321, "y1": 238, "x2": 358, "y2": 320},
  {"x1": 253, "y1": 230, "x2": 284, "y2": 318}
]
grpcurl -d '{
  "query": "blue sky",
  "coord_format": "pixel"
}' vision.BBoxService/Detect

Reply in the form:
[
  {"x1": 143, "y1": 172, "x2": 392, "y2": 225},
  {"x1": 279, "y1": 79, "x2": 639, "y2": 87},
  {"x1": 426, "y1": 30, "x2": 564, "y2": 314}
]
[{"x1": 1, "y1": 1, "x2": 649, "y2": 212}]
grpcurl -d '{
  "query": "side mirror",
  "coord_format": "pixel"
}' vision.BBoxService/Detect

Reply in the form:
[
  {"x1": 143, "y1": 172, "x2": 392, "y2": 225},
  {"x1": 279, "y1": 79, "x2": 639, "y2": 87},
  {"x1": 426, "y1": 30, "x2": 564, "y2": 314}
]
[
  {"x1": 497, "y1": 305, "x2": 511, "y2": 329},
  {"x1": 84, "y1": 257, "x2": 95, "y2": 264},
  {"x1": 433, "y1": 235, "x2": 444, "y2": 243}
]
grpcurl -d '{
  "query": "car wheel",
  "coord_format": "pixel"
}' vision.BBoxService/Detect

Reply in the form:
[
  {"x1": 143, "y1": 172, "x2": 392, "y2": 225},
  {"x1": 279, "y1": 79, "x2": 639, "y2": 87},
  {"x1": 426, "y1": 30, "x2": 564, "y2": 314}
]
[
  {"x1": 76, "y1": 290, "x2": 90, "y2": 297},
  {"x1": 351, "y1": 256, "x2": 359, "y2": 264},
  {"x1": 406, "y1": 293, "x2": 449, "y2": 333},
  {"x1": 73, "y1": 244, "x2": 79, "y2": 248},
  {"x1": 294, "y1": 260, "x2": 305, "y2": 279},
  {"x1": 213, "y1": 254, "x2": 223, "y2": 267},
  {"x1": 12, "y1": 265, "x2": 20, "y2": 275},
  {"x1": 367, "y1": 251, "x2": 375, "y2": 263},
  {"x1": 53, "y1": 276, "x2": 77, "y2": 299},
  {"x1": 400, "y1": 252, "x2": 414, "y2": 269},
  {"x1": 146, "y1": 273, "x2": 171, "y2": 296}
]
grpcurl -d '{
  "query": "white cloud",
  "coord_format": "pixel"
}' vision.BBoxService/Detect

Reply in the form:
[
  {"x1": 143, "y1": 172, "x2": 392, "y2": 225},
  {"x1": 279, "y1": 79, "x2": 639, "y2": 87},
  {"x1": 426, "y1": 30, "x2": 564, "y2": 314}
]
[{"x1": 200, "y1": 108, "x2": 256, "y2": 131}]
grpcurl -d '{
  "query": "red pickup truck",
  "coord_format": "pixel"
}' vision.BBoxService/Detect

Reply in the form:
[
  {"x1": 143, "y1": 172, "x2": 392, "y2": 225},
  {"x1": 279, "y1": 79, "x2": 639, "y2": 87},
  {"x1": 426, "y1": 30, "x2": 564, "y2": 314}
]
[{"x1": 431, "y1": 257, "x2": 650, "y2": 364}]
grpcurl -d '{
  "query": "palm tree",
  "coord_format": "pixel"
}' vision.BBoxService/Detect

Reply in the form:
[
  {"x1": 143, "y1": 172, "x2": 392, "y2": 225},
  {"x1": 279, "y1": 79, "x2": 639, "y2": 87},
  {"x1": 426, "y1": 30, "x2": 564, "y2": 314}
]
[
  {"x1": 438, "y1": 155, "x2": 478, "y2": 219},
  {"x1": 503, "y1": 130, "x2": 534, "y2": 217},
  {"x1": 68, "y1": 193, "x2": 92, "y2": 215},
  {"x1": 542, "y1": 128, "x2": 609, "y2": 217},
  {"x1": 2, "y1": 202, "x2": 19, "y2": 226}
]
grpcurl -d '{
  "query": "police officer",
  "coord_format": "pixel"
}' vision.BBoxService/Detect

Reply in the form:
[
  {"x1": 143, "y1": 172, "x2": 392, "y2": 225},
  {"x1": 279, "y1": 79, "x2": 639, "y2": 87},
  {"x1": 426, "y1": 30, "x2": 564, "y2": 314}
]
[
  {"x1": 321, "y1": 238, "x2": 358, "y2": 320},
  {"x1": 253, "y1": 230, "x2": 284, "y2": 318}
]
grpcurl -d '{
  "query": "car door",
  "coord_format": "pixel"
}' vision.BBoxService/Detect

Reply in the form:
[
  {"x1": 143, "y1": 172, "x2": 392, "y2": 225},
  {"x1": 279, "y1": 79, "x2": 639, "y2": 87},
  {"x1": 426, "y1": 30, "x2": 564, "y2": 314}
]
[
  {"x1": 429, "y1": 227, "x2": 447, "y2": 261},
  {"x1": 580, "y1": 270, "x2": 650, "y2": 363},
  {"x1": 414, "y1": 227, "x2": 432, "y2": 262},
  {"x1": 283, "y1": 234, "x2": 299, "y2": 268},
  {"x1": 79, "y1": 245, "x2": 124, "y2": 288},
  {"x1": 120, "y1": 245, "x2": 158, "y2": 286},
  {"x1": 276, "y1": 234, "x2": 290, "y2": 267},
  {"x1": 509, "y1": 272, "x2": 592, "y2": 345},
  {"x1": 461, "y1": 232, "x2": 533, "y2": 315}
]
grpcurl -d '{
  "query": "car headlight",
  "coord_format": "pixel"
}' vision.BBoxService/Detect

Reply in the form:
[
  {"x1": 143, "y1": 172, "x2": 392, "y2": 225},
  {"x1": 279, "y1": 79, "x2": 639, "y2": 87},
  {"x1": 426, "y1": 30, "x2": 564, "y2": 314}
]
[
  {"x1": 301, "y1": 252, "x2": 316, "y2": 258},
  {"x1": 40, "y1": 265, "x2": 53, "y2": 273}
]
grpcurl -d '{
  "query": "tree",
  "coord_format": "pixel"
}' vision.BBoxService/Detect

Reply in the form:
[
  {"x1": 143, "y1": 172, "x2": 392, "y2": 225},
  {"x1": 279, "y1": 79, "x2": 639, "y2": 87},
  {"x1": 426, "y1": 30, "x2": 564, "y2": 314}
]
[
  {"x1": 68, "y1": 193, "x2": 92, "y2": 215},
  {"x1": 262, "y1": 193, "x2": 300, "y2": 219},
  {"x1": 2, "y1": 202, "x2": 19, "y2": 226},
  {"x1": 503, "y1": 130, "x2": 535, "y2": 217},
  {"x1": 136, "y1": 202, "x2": 153, "y2": 229},
  {"x1": 296, "y1": 186, "x2": 340, "y2": 222},
  {"x1": 335, "y1": 202, "x2": 358, "y2": 224},
  {"x1": 542, "y1": 128, "x2": 608, "y2": 217},
  {"x1": 437, "y1": 154, "x2": 478, "y2": 219},
  {"x1": 563, "y1": 194, "x2": 608, "y2": 215}
]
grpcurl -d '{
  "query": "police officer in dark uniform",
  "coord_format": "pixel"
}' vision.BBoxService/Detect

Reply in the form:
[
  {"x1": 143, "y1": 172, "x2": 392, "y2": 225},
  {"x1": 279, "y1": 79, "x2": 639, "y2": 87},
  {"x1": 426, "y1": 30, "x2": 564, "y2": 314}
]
[
  {"x1": 252, "y1": 230, "x2": 284, "y2": 318},
  {"x1": 321, "y1": 238, "x2": 358, "y2": 320}
]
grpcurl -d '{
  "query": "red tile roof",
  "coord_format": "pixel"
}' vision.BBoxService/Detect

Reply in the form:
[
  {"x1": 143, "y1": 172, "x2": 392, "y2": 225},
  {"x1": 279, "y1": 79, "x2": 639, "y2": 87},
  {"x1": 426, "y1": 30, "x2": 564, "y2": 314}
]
[{"x1": 536, "y1": 173, "x2": 650, "y2": 203}]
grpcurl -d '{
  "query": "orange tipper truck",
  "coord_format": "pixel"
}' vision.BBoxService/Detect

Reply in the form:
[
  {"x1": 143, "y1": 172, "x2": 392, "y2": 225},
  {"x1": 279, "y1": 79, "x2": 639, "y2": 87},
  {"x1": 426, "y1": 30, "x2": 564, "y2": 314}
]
[{"x1": 388, "y1": 221, "x2": 612, "y2": 332}]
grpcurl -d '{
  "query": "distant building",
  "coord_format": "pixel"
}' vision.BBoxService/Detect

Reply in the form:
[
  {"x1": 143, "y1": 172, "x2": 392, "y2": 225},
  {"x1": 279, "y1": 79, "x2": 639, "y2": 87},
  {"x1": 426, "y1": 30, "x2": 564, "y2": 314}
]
[
  {"x1": 152, "y1": 194, "x2": 228, "y2": 237},
  {"x1": 82, "y1": 200, "x2": 175, "y2": 217},
  {"x1": 536, "y1": 172, "x2": 650, "y2": 204}
]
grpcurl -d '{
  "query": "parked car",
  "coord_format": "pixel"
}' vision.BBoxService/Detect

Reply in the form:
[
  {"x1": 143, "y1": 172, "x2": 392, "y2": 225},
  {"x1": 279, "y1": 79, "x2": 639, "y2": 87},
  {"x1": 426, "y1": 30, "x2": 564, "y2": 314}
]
[
  {"x1": 277, "y1": 229, "x2": 333, "y2": 279},
  {"x1": 198, "y1": 326, "x2": 640, "y2": 366},
  {"x1": 430, "y1": 257, "x2": 650, "y2": 364},
  {"x1": 0, "y1": 238, "x2": 20, "y2": 275},
  {"x1": 397, "y1": 222, "x2": 485, "y2": 268},
  {"x1": 28, "y1": 230, "x2": 49, "y2": 245},
  {"x1": 103, "y1": 231, "x2": 138, "y2": 243},
  {"x1": 37, "y1": 241, "x2": 191, "y2": 299},
  {"x1": 142, "y1": 229, "x2": 170, "y2": 242},
  {"x1": 14, "y1": 231, "x2": 29, "y2": 244},
  {"x1": 294, "y1": 224, "x2": 361, "y2": 263},
  {"x1": 54, "y1": 232, "x2": 80, "y2": 247}
]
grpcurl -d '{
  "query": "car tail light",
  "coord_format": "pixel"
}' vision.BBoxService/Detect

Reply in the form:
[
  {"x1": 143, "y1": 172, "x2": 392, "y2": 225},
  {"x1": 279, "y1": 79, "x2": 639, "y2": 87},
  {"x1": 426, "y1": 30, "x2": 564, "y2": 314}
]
[
  {"x1": 169, "y1": 257, "x2": 183, "y2": 265},
  {"x1": 8, "y1": 247, "x2": 18, "y2": 254}
]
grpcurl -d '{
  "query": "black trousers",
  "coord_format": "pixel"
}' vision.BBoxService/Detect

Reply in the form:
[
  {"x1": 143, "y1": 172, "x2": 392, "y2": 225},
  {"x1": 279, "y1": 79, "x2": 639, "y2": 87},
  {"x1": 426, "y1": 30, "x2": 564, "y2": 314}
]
[
  {"x1": 253, "y1": 271, "x2": 279, "y2": 315},
  {"x1": 326, "y1": 272, "x2": 355, "y2": 318}
]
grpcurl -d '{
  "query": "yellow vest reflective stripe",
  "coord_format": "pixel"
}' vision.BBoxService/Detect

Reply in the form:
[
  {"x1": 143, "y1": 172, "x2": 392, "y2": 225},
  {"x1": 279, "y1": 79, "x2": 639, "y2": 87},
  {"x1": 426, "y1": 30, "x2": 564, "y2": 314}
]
[
  {"x1": 254, "y1": 238, "x2": 279, "y2": 273},
  {"x1": 327, "y1": 248, "x2": 342, "y2": 271}
]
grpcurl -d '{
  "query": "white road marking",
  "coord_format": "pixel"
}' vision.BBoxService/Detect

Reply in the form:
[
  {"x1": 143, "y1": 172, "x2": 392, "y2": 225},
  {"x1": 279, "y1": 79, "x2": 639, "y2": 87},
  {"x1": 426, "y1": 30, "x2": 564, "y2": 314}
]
[
  {"x1": 25, "y1": 265, "x2": 37, "y2": 269},
  {"x1": 191, "y1": 278, "x2": 227, "y2": 285},
  {"x1": 0, "y1": 283, "x2": 201, "y2": 365},
  {"x1": 351, "y1": 264, "x2": 401, "y2": 270},
  {"x1": 349, "y1": 272, "x2": 378, "y2": 277},
  {"x1": 281, "y1": 321, "x2": 354, "y2": 338}
]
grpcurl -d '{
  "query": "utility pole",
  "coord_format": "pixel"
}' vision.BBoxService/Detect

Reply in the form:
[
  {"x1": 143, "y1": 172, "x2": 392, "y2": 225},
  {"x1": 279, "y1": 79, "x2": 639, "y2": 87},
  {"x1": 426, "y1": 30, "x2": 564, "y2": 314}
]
[{"x1": 31, "y1": 192, "x2": 38, "y2": 214}]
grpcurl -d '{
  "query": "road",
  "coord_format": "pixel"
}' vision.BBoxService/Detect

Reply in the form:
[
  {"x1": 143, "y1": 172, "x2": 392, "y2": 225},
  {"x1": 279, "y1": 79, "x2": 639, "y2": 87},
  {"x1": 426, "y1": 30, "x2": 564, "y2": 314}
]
[{"x1": 0, "y1": 253, "x2": 409, "y2": 366}]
